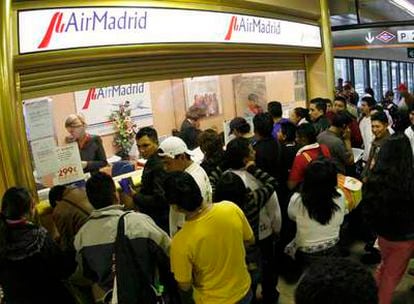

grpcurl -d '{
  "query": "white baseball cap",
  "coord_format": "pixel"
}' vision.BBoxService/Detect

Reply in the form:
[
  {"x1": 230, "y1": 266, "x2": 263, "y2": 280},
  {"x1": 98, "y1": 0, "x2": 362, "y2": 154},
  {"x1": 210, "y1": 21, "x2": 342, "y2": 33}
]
[{"x1": 158, "y1": 136, "x2": 192, "y2": 158}]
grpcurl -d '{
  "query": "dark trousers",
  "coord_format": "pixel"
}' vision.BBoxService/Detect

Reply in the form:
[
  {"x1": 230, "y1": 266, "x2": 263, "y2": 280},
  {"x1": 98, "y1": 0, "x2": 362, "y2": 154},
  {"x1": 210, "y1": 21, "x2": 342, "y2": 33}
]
[
  {"x1": 296, "y1": 244, "x2": 340, "y2": 269},
  {"x1": 258, "y1": 235, "x2": 279, "y2": 303}
]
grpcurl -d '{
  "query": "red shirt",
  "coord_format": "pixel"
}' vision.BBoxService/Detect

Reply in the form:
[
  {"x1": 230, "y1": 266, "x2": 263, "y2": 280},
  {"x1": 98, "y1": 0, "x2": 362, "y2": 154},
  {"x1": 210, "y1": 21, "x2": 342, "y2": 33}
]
[{"x1": 288, "y1": 144, "x2": 331, "y2": 184}]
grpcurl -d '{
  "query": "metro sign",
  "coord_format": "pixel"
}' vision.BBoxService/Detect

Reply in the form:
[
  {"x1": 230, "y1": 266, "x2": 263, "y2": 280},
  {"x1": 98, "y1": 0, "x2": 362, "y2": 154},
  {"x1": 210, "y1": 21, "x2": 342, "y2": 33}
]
[{"x1": 376, "y1": 31, "x2": 395, "y2": 43}]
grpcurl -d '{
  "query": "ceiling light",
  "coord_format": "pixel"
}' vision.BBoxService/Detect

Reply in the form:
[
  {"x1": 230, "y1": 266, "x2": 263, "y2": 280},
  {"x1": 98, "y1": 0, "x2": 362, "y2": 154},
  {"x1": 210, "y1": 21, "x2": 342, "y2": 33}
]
[{"x1": 390, "y1": 0, "x2": 414, "y2": 16}]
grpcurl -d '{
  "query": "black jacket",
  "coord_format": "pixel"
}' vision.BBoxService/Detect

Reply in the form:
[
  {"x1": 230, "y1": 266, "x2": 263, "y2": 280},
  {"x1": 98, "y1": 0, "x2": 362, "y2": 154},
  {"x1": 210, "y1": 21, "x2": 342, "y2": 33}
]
[
  {"x1": 133, "y1": 154, "x2": 169, "y2": 233},
  {"x1": 0, "y1": 222, "x2": 76, "y2": 304},
  {"x1": 253, "y1": 137, "x2": 281, "y2": 181},
  {"x1": 80, "y1": 134, "x2": 108, "y2": 172}
]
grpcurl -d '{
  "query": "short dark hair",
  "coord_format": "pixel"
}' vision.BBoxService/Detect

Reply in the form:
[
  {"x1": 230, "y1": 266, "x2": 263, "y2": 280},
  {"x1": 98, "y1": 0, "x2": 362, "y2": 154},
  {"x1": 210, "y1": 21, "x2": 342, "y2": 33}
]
[
  {"x1": 214, "y1": 172, "x2": 248, "y2": 207},
  {"x1": 295, "y1": 258, "x2": 378, "y2": 304},
  {"x1": 361, "y1": 95, "x2": 376, "y2": 108},
  {"x1": 331, "y1": 111, "x2": 352, "y2": 128},
  {"x1": 294, "y1": 107, "x2": 310, "y2": 121},
  {"x1": 225, "y1": 137, "x2": 251, "y2": 169},
  {"x1": 296, "y1": 123, "x2": 317, "y2": 144},
  {"x1": 136, "y1": 127, "x2": 158, "y2": 143},
  {"x1": 365, "y1": 87, "x2": 375, "y2": 98},
  {"x1": 310, "y1": 98, "x2": 327, "y2": 114},
  {"x1": 198, "y1": 129, "x2": 222, "y2": 158},
  {"x1": 163, "y1": 171, "x2": 203, "y2": 212},
  {"x1": 334, "y1": 96, "x2": 347, "y2": 107},
  {"x1": 280, "y1": 121, "x2": 297, "y2": 142},
  {"x1": 371, "y1": 111, "x2": 388, "y2": 124},
  {"x1": 253, "y1": 112, "x2": 273, "y2": 138},
  {"x1": 229, "y1": 117, "x2": 251, "y2": 135},
  {"x1": 86, "y1": 172, "x2": 117, "y2": 209},
  {"x1": 323, "y1": 98, "x2": 332, "y2": 106},
  {"x1": 268, "y1": 101, "x2": 283, "y2": 118},
  {"x1": 48, "y1": 185, "x2": 66, "y2": 208},
  {"x1": 1, "y1": 187, "x2": 32, "y2": 220}
]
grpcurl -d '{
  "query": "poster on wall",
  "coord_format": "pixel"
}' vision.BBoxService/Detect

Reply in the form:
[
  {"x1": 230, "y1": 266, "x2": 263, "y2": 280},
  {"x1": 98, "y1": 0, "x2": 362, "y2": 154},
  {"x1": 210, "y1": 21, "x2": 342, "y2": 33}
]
[
  {"x1": 24, "y1": 98, "x2": 55, "y2": 141},
  {"x1": 74, "y1": 83, "x2": 153, "y2": 135},
  {"x1": 184, "y1": 76, "x2": 222, "y2": 118},
  {"x1": 233, "y1": 75, "x2": 268, "y2": 117}
]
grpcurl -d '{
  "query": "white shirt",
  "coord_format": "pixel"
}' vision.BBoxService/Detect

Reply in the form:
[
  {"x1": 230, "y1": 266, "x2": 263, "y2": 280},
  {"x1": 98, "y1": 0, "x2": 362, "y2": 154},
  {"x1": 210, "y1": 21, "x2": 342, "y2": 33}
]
[
  {"x1": 288, "y1": 190, "x2": 347, "y2": 249},
  {"x1": 169, "y1": 162, "x2": 212, "y2": 236},
  {"x1": 230, "y1": 169, "x2": 282, "y2": 240},
  {"x1": 359, "y1": 116, "x2": 373, "y2": 162},
  {"x1": 405, "y1": 126, "x2": 414, "y2": 158}
]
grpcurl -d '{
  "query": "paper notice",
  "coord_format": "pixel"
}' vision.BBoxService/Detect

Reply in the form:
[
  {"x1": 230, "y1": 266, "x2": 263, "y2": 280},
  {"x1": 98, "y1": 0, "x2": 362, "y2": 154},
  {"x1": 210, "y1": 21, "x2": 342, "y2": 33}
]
[
  {"x1": 53, "y1": 142, "x2": 84, "y2": 185},
  {"x1": 31, "y1": 137, "x2": 59, "y2": 177},
  {"x1": 24, "y1": 98, "x2": 54, "y2": 141}
]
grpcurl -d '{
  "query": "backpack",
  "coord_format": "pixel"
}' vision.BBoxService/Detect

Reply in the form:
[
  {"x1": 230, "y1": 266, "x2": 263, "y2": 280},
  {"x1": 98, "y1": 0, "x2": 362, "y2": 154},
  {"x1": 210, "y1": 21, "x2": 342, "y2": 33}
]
[{"x1": 110, "y1": 213, "x2": 180, "y2": 304}]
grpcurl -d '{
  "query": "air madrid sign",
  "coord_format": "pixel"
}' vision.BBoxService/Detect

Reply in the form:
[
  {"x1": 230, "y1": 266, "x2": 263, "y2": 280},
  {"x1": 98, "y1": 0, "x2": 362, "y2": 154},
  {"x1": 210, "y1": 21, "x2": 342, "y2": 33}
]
[
  {"x1": 74, "y1": 83, "x2": 153, "y2": 135},
  {"x1": 18, "y1": 7, "x2": 321, "y2": 54}
]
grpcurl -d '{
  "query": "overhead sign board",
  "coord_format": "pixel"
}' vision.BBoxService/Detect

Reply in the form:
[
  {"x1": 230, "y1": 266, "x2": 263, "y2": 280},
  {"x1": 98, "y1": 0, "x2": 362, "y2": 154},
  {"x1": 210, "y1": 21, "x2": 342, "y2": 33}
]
[
  {"x1": 18, "y1": 7, "x2": 321, "y2": 54},
  {"x1": 333, "y1": 26, "x2": 414, "y2": 49}
]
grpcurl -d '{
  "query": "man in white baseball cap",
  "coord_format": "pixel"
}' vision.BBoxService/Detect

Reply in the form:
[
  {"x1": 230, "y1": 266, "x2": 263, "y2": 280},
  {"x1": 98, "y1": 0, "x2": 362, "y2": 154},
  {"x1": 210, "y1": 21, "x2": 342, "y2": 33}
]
[{"x1": 158, "y1": 136, "x2": 212, "y2": 236}]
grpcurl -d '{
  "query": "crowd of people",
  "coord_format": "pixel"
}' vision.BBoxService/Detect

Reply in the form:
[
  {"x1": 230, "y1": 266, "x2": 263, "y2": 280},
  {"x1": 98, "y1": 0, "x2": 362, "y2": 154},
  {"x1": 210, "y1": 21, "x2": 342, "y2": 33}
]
[{"x1": 1, "y1": 84, "x2": 414, "y2": 304}]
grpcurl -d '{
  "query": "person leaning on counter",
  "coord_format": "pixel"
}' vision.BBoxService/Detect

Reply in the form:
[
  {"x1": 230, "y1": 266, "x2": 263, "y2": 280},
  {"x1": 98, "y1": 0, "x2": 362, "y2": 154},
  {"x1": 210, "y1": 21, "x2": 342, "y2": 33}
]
[{"x1": 65, "y1": 114, "x2": 108, "y2": 173}]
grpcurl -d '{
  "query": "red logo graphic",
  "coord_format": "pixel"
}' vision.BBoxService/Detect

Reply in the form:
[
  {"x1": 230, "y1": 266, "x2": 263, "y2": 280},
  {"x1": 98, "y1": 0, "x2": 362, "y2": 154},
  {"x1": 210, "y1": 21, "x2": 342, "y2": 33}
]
[
  {"x1": 225, "y1": 16, "x2": 237, "y2": 40},
  {"x1": 82, "y1": 88, "x2": 96, "y2": 110},
  {"x1": 38, "y1": 12, "x2": 65, "y2": 49}
]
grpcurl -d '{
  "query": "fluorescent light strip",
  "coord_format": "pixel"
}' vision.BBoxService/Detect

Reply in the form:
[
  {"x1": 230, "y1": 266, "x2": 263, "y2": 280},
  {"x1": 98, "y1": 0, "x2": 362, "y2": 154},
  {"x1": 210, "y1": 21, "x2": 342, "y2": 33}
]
[{"x1": 390, "y1": 0, "x2": 414, "y2": 16}]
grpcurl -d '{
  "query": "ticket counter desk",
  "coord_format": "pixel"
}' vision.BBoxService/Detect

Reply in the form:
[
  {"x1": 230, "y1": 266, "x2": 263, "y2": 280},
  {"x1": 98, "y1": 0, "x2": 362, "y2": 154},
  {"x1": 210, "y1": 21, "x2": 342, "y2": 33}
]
[{"x1": 35, "y1": 167, "x2": 143, "y2": 238}]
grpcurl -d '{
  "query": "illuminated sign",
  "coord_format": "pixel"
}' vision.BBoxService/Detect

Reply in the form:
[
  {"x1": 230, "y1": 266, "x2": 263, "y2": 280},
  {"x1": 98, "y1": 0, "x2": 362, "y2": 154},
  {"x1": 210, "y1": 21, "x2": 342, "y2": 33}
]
[
  {"x1": 333, "y1": 26, "x2": 414, "y2": 49},
  {"x1": 18, "y1": 7, "x2": 321, "y2": 54}
]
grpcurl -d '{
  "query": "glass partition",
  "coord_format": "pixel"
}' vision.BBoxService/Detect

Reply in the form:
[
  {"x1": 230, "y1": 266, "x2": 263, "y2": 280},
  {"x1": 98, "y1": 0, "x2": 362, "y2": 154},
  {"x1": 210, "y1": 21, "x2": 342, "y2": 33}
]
[
  {"x1": 381, "y1": 61, "x2": 390, "y2": 96},
  {"x1": 391, "y1": 62, "x2": 399, "y2": 91},
  {"x1": 369, "y1": 60, "x2": 381, "y2": 100},
  {"x1": 23, "y1": 69, "x2": 306, "y2": 196},
  {"x1": 353, "y1": 59, "x2": 365, "y2": 97}
]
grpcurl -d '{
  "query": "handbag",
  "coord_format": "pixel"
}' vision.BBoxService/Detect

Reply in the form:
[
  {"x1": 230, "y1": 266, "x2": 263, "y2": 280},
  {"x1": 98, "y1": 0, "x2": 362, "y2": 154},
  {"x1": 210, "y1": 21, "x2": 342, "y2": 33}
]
[{"x1": 111, "y1": 212, "x2": 167, "y2": 304}]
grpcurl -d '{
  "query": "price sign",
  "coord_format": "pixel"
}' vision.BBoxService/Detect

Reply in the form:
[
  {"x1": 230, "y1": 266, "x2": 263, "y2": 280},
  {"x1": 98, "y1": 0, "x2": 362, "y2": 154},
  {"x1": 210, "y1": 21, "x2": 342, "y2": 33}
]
[{"x1": 53, "y1": 143, "x2": 84, "y2": 185}]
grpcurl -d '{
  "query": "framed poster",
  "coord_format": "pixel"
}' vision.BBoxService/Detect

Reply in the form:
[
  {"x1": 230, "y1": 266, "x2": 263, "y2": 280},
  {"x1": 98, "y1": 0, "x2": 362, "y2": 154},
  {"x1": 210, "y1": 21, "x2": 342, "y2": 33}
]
[
  {"x1": 233, "y1": 75, "x2": 267, "y2": 117},
  {"x1": 184, "y1": 76, "x2": 222, "y2": 117}
]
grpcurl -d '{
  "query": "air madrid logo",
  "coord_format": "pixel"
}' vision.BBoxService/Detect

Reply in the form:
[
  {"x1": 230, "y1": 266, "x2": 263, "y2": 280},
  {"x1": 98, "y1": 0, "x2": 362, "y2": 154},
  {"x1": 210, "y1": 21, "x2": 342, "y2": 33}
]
[
  {"x1": 81, "y1": 84, "x2": 145, "y2": 110},
  {"x1": 225, "y1": 15, "x2": 281, "y2": 41},
  {"x1": 38, "y1": 10, "x2": 148, "y2": 49}
]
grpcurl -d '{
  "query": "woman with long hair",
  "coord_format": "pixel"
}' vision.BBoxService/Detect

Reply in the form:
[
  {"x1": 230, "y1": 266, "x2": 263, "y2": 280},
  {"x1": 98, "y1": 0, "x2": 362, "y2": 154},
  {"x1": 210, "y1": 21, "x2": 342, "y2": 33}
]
[
  {"x1": 288, "y1": 159, "x2": 347, "y2": 265},
  {"x1": 363, "y1": 134, "x2": 414, "y2": 304},
  {"x1": 0, "y1": 187, "x2": 76, "y2": 304}
]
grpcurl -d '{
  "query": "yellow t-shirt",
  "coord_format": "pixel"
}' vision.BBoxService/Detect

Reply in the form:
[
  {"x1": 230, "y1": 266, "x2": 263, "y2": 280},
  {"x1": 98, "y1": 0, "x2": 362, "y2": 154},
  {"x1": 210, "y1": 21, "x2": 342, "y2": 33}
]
[{"x1": 171, "y1": 201, "x2": 253, "y2": 304}]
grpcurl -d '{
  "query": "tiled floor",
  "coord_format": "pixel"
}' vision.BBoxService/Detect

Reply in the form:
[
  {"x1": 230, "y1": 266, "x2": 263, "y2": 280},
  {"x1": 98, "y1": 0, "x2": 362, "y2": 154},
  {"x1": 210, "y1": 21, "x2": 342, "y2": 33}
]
[{"x1": 275, "y1": 242, "x2": 414, "y2": 304}]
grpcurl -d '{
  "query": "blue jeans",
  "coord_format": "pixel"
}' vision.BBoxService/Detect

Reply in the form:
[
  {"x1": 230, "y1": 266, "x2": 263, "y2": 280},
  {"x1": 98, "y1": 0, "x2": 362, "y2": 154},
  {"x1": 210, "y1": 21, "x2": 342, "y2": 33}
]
[{"x1": 238, "y1": 289, "x2": 253, "y2": 304}]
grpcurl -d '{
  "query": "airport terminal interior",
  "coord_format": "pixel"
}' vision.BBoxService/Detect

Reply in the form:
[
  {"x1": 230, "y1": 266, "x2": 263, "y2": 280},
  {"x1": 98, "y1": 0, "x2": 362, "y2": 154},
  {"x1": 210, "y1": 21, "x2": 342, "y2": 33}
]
[{"x1": 2, "y1": 0, "x2": 414, "y2": 303}]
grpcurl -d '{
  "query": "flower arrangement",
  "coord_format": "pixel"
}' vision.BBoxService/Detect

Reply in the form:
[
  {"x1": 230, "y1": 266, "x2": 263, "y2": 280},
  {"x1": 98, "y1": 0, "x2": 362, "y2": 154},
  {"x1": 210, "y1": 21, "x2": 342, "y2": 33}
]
[{"x1": 109, "y1": 100, "x2": 136, "y2": 159}]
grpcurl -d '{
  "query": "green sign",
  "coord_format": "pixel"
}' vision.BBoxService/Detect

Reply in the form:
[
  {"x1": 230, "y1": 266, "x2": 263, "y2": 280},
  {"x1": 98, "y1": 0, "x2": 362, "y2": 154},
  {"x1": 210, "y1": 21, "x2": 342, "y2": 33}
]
[{"x1": 408, "y1": 48, "x2": 414, "y2": 59}]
